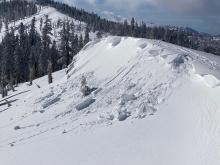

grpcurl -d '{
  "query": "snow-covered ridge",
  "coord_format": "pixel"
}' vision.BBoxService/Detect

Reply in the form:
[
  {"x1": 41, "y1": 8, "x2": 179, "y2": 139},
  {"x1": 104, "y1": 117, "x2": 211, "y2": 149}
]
[{"x1": 0, "y1": 36, "x2": 220, "y2": 165}]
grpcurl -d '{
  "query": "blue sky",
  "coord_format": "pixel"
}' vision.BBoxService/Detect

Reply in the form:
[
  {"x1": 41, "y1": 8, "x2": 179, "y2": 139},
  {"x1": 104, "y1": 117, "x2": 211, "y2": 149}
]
[{"x1": 57, "y1": 0, "x2": 220, "y2": 35}]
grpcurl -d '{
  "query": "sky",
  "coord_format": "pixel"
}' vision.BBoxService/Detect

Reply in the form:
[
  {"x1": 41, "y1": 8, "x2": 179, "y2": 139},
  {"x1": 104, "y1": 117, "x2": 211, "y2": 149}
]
[{"x1": 57, "y1": 0, "x2": 220, "y2": 35}]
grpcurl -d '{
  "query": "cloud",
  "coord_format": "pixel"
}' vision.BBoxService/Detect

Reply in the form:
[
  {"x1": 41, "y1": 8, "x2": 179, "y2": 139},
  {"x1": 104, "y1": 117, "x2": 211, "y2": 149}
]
[
  {"x1": 62, "y1": 0, "x2": 76, "y2": 5},
  {"x1": 60, "y1": 0, "x2": 220, "y2": 16},
  {"x1": 95, "y1": 0, "x2": 220, "y2": 16},
  {"x1": 101, "y1": 0, "x2": 156, "y2": 11},
  {"x1": 57, "y1": 0, "x2": 220, "y2": 34},
  {"x1": 84, "y1": 0, "x2": 96, "y2": 4},
  {"x1": 154, "y1": 0, "x2": 220, "y2": 16}
]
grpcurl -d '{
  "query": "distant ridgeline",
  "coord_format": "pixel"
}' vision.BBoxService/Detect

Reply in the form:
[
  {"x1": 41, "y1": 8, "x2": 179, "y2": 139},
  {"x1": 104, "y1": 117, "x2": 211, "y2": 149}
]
[
  {"x1": 0, "y1": 0, "x2": 37, "y2": 22},
  {"x1": 36, "y1": 0, "x2": 220, "y2": 56}
]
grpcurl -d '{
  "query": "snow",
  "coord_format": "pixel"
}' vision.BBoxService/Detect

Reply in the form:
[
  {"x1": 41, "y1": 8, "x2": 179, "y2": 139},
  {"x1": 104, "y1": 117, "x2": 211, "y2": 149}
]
[
  {"x1": 120, "y1": 94, "x2": 137, "y2": 105},
  {"x1": 75, "y1": 97, "x2": 96, "y2": 111},
  {"x1": 199, "y1": 74, "x2": 220, "y2": 88},
  {"x1": 0, "y1": 36, "x2": 220, "y2": 165}
]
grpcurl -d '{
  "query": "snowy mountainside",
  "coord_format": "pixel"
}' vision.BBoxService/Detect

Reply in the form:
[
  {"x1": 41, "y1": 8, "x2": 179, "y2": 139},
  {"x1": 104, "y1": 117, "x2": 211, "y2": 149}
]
[
  {"x1": 102, "y1": 10, "x2": 126, "y2": 23},
  {"x1": 0, "y1": 36, "x2": 220, "y2": 165},
  {"x1": 0, "y1": 6, "x2": 96, "y2": 42}
]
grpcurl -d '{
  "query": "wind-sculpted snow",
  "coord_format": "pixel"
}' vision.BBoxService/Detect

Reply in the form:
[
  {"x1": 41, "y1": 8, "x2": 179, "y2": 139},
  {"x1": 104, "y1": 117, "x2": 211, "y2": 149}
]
[
  {"x1": 107, "y1": 36, "x2": 122, "y2": 47},
  {"x1": 0, "y1": 37, "x2": 220, "y2": 165}
]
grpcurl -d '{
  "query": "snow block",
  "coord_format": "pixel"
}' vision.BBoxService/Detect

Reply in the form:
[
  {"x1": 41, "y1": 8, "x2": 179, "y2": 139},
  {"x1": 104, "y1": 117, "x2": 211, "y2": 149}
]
[
  {"x1": 137, "y1": 103, "x2": 157, "y2": 118},
  {"x1": 118, "y1": 111, "x2": 128, "y2": 121},
  {"x1": 120, "y1": 94, "x2": 137, "y2": 105},
  {"x1": 127, "y1": 83, "x2": 136, "y2": 90},
  {"x1": 75, "y1": 98, "x2": 96, "y2": 111},
  {"x1": 42, "y1": 97, "x2": 61, "y2": 109},
  {"x1": 14, "y1": 126, "x2": 21, "y2": 130},
  {"x1": 117, "y1": 109, "x2": 131, "y2": 121},
  {"x1": 203, "y1": 74, "x2": 220, "y2": 88},
  {"x1": 171, "y1": 54, "x2": 189, "y2": 68}
]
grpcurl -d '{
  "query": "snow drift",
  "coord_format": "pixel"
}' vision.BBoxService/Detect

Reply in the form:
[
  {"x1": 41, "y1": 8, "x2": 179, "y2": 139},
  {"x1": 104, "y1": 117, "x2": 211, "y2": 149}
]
[{"x1": 0, "y1": 36, "x2": 220, "y2": 165}]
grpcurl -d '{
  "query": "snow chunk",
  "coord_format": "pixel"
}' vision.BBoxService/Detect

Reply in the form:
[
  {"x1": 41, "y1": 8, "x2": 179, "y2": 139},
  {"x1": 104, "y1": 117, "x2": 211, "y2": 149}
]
[
  {"x1": 203, "y1": 75, "x2": 220, "y2": 88},
  {"x1": 120, "y1": 94, "x2": 137, "y2": 105},
  {"x1": 136, "y1": 103, "x2": 157, "y2": 118},
  {"x1": 117, "y1": 109, "x2": 130, "y2": 121},
  {"x1": 171, "y1": 54, "x2": 188, "y2": 68},
  {"x1": 42, "y1": 97, "x2": 61, "y2": 109},
  {"x1": 14, "y1": 126, "x2": 21, "y2": 130},
  {"x1": 75, "y1": 98, "x2": 96, "y2": 111},
  {"x1": 126, "y1": 83, "x2": 136, "y2": 90},
  {"x1": 99, "y1": 112, "x2": 115, "y2": 121}
]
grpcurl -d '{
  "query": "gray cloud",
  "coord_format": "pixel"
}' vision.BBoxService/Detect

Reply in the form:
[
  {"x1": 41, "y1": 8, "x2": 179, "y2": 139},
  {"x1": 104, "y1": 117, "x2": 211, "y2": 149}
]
[
  {"x1": 59, "y1": 0, "x2": 220, "y2": 16},
  {"x1": 84, "y1": 0, "x2": 220, "y2": 16},
  {"x1": 56, "y1": 0, "x2": 220, "y2": 34}
]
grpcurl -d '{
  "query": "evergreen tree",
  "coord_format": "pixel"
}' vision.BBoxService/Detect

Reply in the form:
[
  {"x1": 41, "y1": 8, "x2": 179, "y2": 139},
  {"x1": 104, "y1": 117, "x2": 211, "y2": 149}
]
[
  {"x1": 18, "y1": 22, "x2": 29, "y2": 81},
  {"x1": 79, "y1": 34, "x2": 84, "y2": 49},
  {"x1": 84, "y1": 26, "x2": 90, "y2": 45},
  {"x1": 40, "y1": 15, "x2": 52, "y2": 75},
  {"x1": 70, "y1": 34, "x2": 79, "y2": 58},
  {"x1": 60, "y1": 20, "x2": 71, "y2": 67},
  {"x1": 47, "y1": 60, "x2": 53, "y2": 84},
  {"x1": 0, "y1": 20, "x2": 2, "y2": 33},
  {"x1": 0, "y1": 0, "x2": 37, "y2": 22},
  {"x1": 14, "y1": 36, "x2": 22, "y2": 85},
  {"x1": 134, "y1": 22, "x2": 139, "y2": 37},
  {"x1": 122, "y1": 20, "x2": 129, "y2": 36},
  {"x1": 29, "y1": 46, "x2": 37, "y2": 85},
  {"x1": 130, "y1": 18, "x2": 135, "y2": 36},
  {"x1": 40, "y1": 17, "x2": 43, "y2": 31},
  {"x1": 70, "y1": 20, "x2": 75, "y2": 32},
  {"x1": 50, "y1": 40, "x2": 59, "y2": 71},
  {"x1": 29, "y1": 17, "x2": 37, "y2": 46},
  {"x1": 96, "y1": 31, "x2": 102, "y2": 39}
]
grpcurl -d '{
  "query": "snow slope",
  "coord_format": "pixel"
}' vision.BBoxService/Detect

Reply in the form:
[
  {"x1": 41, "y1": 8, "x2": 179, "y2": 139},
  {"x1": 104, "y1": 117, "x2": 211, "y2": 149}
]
[{"x1": 0, "y1": 36, "x2": 220, "y2": 165}]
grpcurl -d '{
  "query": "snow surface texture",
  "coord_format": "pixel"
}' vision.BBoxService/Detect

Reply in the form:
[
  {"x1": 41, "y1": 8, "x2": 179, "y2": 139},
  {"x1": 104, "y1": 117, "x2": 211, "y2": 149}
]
[{"x1": 0, "y1": 36, "x2": 220, "y2": 165}]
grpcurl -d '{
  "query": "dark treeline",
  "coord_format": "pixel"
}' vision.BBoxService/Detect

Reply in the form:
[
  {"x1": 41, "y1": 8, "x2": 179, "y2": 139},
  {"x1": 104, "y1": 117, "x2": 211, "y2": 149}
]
[
  {"x1": 0, "y1": 15, "x2": 89, "y2": 98},
  {"x1": 36, "y1": 0, "x2": 220, "y2": 56},
  {"x1": 0, "y1": 0, "x2": 37, "y2": 23}
]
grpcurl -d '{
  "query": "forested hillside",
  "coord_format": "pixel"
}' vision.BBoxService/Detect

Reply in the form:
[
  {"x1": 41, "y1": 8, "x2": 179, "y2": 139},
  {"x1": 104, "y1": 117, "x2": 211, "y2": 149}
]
[
  {"x1": 0, "y1": 0, "x2": 37, "y2": 23},
  {"x1": 37, "y1": 0, "x2": 220, "y2": 56},
  {"x1": 0, "y1": 3, "x2": 90, "y2": 98}
]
